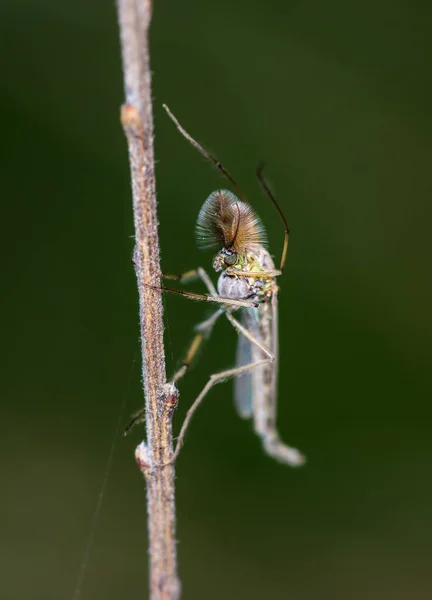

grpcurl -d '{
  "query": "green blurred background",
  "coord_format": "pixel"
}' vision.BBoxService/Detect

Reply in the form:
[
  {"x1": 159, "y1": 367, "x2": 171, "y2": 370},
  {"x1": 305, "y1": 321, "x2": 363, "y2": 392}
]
[{"x1": 2, "y1": 0, "x2": 432, "y2": 598}]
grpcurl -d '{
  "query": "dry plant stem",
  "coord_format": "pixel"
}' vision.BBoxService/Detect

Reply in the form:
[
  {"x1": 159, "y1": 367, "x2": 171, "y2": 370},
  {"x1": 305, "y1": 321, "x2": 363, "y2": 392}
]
[{"x1": 116, "y1": 1, "x2": 180, "y2": 598}]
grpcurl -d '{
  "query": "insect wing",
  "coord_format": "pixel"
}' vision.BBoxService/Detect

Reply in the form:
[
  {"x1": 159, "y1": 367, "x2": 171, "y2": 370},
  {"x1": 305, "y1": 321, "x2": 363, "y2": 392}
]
[
  {"x1": 234, "y1": 308, "x2": 260, "y2": 419},
  {"x1": 268, "y1": 293, "x2": 279, "y2": 424}
]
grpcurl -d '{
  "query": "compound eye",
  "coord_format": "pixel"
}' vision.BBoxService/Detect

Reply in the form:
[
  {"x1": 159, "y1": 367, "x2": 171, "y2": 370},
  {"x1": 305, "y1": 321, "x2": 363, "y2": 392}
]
[{"x1": 224, "y1": 252, "x2": 238, "y2": 266}]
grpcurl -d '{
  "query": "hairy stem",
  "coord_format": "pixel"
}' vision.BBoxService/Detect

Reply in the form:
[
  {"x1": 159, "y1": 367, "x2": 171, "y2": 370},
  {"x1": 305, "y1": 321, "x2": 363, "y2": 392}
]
[{"x1": 116, "y1": 1, "x2": 180, "y2": 598}]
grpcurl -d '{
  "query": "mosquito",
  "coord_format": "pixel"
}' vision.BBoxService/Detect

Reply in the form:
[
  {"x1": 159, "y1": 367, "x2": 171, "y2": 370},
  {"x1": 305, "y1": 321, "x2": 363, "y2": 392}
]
[{"x1": 126, "y1": 105, "x2": 305, "y2": 467}]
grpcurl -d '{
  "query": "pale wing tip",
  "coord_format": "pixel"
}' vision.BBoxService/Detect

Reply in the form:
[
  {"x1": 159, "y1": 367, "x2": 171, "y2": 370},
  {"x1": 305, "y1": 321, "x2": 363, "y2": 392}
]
[{"x1": 235, "y1": 402, "x2": 253, "y2": 419}]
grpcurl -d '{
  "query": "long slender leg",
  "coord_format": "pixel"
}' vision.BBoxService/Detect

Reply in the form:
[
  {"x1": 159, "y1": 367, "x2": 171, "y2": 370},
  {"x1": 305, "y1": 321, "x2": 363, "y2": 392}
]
[
  {"x1": 170, "y1": 349, "x2": 304, "y2": 467},
  {"x1": 164, "y1": 310, "x2": 303, "y2": 466},
  {"x1": 163, "y1": 266, "x2": 217, "y2": 296},
  {"x1": 171, "y1": 349, "x2": 304, "y2": 466},
  {"x1": 124, "y1": 309, "x2": 223, "y2": 435},
  {"x1": 162, "y1": 268, "x2": 274, "y2": 371},
  {"x1": 226, "y1": 311, "x2": 305, "y2": 467},
  {"x1": 225, "y1": 312, "x2": 274, "y2": 360},
  {"x1": 194, "y1": 308, "x2": 224, "y2": 332},
  {"x1": 152, "y1": 284, "x2": 259, "y2": 309},
  {"x1": 172, "y1": 358, "x2": 271, "y2": 461},
  {"x1": 226, "y1": 268, "x2": 282, "y2": 279},
  {"x1": 171, "y1": 315, "x2": 276, "y2": 459},
  {"x1": 171, "y1": 309, "x2": 223, "y2": 385},
  {"x1": 174, "y1": 304, "x2": 270, "y2": 390},
  {"x1": 125, "y1": 268, "x2": 233, "y2": 436},
  {"x1": 256, "y1": 163, "x2": 289, "y2": 273},
  {"x1": 171, "y1": 333, "x2": 204, "y2": 385}
]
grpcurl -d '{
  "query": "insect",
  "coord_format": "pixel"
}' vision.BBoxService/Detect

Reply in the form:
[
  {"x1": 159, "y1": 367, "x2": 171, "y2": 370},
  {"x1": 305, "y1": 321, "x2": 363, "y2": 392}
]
[{"x1": 127, "y1": 105, "x2": 305, "y2": 467}]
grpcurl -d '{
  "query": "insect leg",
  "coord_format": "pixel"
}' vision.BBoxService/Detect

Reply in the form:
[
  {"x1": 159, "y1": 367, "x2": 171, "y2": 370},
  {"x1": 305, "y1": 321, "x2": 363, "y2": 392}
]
[
  {"x1": 163, "y1": 267, "x2": 217, "y2": 295},
  {"x1": 124, "y1": 309, "x2": 223, "y2": 436},
  {"x1": 225, "y1": 312, "x2": 274, "y2": 359},
  {"x1": 171, "y1": 309, "x2": 223, "y2": 385},
  {"x1": 225, "y1": 268, "x2": 282, "y2": 279},
  {"x1": 165, "y1": 317, "x2": 304, "y2": 467},
  {"x1": 151, "y1": 284, "x2": 258, "y2": 309},
  {"x1": 226, "y1": 312, "x2": 305, "y2": 467},
  {"x1": 172, "y1": 358, "x2": 271, "y2": 461}
]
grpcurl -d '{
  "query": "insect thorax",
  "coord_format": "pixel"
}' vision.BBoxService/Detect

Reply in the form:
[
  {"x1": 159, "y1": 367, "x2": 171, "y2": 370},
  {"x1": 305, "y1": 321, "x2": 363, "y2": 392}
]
[{"x1": 217, "y1": 246, "x2": 277, "y2": 301}]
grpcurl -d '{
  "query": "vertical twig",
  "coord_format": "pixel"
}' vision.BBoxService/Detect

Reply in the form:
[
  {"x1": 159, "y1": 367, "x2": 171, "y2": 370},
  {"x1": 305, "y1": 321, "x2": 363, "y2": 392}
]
[{"x1": 116, "y1": 1, "x2": 180, "y2": 598}]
